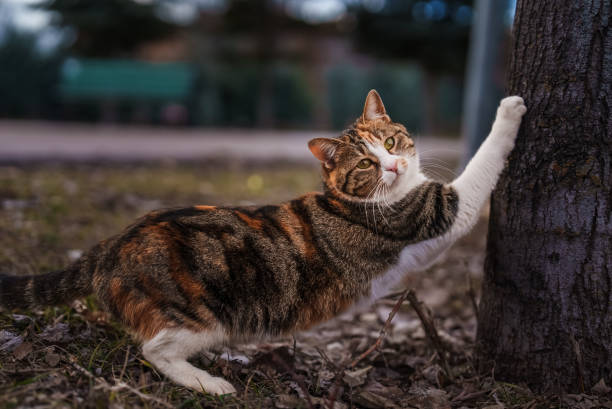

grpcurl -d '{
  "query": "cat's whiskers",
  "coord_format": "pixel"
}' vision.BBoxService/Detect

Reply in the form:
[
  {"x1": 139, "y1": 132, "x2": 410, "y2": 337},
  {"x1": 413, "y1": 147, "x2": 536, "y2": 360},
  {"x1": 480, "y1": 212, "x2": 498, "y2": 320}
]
[
  {"x1": 421, "y1": 165, "x2": 445, "y2": 179},
  {"x1": 372, "y1": 179, "x2": 388, "y2": 231},
  {"x1": 420, "y1": 158, "x2": 456, "y2": 170},
  {"x1": 364, "y1": 179, "x2": 384, "y2": 233},
  {"x1": 382, "y1": 184, "x2": 394, "y2": 211},
  {"x1": 373, "y1": 179, "x2": 391, "y2": 228},
  {"x1": 380, "y1": 184, "x2": 393, "y2": 226},
  {"x1": 370, "y1": 182, "x2": 383, "y2": 233},
  {"x1": 419, "y1": 156, "x2": 458, "y2": 178},
  {"x1": 421, "y1": 162, "x2": 457, "y2": 181}
]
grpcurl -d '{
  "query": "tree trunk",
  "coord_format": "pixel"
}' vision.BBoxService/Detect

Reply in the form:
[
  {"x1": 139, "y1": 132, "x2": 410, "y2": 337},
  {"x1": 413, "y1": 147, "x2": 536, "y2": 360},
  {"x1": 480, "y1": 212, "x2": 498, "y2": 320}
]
[{"x1": 476, "y1": 0, "x2": 611, "y2": 393}]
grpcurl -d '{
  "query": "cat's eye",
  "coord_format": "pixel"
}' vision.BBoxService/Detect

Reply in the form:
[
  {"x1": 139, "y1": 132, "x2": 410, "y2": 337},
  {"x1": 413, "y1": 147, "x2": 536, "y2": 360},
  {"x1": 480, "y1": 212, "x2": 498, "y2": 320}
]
[
  {"x1": 384, "y1": 137, "x2": 395, "y2": 150},
  {"x1": 357, "y1": 158, "x2": 372, "y2": 169}
]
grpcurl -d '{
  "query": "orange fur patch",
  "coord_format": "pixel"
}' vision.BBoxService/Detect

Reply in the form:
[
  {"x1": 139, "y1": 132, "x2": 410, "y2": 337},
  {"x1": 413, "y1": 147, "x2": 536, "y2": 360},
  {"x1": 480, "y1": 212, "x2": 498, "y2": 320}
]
[
  {"x1": 279, "y1": 203, "x2": 306, "y2": 249},
  {"x1": 172, "y1": 268, "x2": 207, "y2": 300},
  {"x1": 110, "y1": 277, "x2": 169, "y2": 341},
  {"x1": 328, "y1": 198, "x2": 346, "y2": 214},
  {"x1": 284, "y1": 198, "x2": 317, "y2": 259},
  {"x1": 294, "y1": 274, "x2": 353, "y2": 331},
  {"x1": 356, "y1": 129, "x2": 372, "y2": 143},
  {"x1": 235, "y1": 211, "x2": 264, "y2": 230},
  {"x1": 195, "y1": 205, "x2": 216, "y2": 211}
]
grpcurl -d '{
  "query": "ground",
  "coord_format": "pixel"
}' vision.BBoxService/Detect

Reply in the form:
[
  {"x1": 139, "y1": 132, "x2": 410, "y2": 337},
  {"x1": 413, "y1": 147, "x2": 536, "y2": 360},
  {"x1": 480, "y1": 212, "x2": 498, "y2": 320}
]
[{"x1": 0, "y1": 162, "x2": 610, "y2": 409}]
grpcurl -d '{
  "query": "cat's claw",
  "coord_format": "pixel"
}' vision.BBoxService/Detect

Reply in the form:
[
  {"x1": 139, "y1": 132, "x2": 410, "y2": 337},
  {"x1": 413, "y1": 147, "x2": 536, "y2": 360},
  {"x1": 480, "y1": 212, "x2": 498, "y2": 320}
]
[{"x1": 498, "y1": 96, "x2": 527, "y2": 121}]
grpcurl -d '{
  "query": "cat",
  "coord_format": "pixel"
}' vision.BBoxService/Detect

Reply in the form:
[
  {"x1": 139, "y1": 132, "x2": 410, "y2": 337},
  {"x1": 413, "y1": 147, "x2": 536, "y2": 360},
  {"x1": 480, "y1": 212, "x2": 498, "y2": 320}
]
[{"x1": 0, "y1": 90, "x2": 526, "y2": 395}]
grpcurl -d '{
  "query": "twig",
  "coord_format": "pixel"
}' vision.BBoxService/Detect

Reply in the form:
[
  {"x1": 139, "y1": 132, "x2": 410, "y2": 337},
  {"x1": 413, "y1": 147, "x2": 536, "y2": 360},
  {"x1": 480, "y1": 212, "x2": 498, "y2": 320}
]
[
  {"x1": 569, "y1": 334, "x2": 585, "y2": 392},
  {"x1": 315, "y1": 346, "x2": 341, "y2": 372},
  {"x1": 382, "y1": 290, "x2": 410, "y2": 300},
  {"x1": 118, "y1": 345, "x2": 131, "y2": 382},
  {"x1": 466, "y1": 273, "x2": 479, "y2": 318},
  {"x1": 270, "y1": 351, "x2": 314, "y2": 409},
  {"x1": 68, "y1": 358, "x2": 174, "y2": 408},
  {"x1": 351, "y1": 288, "x2": 411, "y2": 368},
  {"x1": 110, "y1": 380, "x2": 176, "y2": 408},
  {"x1": 325, "y1": 288, "x2": 411, "y2": 409},
  {"x1": 320, "y1": 346, "x2": 356, "y2": 409},
  {"x1": 243, "y1": 372, "x2": 255, "y2": 403},
  {"x1": 325, "y1": 368, "x2": 346, "y2": 409},
  {"x1": 406, "y1": 289, "x2": 454, "y2": 381}
]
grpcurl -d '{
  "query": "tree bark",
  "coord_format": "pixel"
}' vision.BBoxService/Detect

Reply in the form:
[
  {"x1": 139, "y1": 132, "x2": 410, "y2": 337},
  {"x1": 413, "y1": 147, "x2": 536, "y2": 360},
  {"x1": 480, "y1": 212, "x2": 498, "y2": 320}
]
[{"x1": 476, "y1": 0, "x2": 611, "y2": 393}]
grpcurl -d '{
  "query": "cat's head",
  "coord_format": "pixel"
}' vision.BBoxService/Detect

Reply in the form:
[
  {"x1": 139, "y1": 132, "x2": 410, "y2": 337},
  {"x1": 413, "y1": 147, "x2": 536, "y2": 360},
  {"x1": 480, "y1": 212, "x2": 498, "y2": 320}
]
[{"x1": 309, "y1": 90, "x2": 421, "y2": 202}]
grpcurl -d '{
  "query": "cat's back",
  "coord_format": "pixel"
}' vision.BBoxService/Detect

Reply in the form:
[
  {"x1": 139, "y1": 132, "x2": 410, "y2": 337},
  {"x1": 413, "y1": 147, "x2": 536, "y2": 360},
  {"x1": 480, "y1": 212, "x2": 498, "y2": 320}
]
[{"x1": 92, "y1": 196, "x2": 349, "y2": 336}]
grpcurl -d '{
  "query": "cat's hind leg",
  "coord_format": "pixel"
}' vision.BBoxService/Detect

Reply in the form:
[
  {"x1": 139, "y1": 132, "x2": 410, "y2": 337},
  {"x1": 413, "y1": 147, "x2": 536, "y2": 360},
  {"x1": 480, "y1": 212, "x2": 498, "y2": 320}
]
[{"x1": 142, "y1": 327, "x2": 236, "y2": 395}]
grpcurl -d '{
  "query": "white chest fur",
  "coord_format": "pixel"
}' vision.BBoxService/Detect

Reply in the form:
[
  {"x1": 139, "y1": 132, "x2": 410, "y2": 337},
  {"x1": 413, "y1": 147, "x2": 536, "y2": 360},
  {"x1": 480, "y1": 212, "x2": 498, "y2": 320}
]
[{"x1": 361, "y1": 96, "x2": 527, "y2": 307}]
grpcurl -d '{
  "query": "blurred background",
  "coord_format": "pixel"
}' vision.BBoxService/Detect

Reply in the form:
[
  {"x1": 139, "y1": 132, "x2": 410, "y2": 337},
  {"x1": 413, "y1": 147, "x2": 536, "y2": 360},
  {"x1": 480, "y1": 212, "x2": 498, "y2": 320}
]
[{"x1": 0, "y1": 0, "x2": 515, "y2": 136}]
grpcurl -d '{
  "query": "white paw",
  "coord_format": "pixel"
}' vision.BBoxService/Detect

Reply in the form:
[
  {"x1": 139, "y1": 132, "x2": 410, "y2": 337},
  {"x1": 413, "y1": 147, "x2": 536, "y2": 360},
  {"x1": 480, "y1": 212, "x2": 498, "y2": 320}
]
[
  {"x1": 197, "y1": 376, "x2": 237, "y2": 396},
  {"x1": 497, "y1": 96, "x2": 527, "y2": 121}
]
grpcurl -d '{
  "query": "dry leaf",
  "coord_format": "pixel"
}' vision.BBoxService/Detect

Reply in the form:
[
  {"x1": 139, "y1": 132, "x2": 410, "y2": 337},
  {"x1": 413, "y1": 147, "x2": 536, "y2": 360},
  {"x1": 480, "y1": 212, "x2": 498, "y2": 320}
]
[
  {"x1": 0, "y1": 330, "x2": 23, "y2": 352},
  {"x1": 592, "y1": 378, "x2": 612, "y2": 396},
  {"x1": 39, "y1": 323, "x2": 71, "y2": 343},
  {"x1": 274, "y1": 394, "x2": 301, "y2": 409},
  {"x1": 353, "y1": 390, "x2": 400, "y2": 409},
  {"x1": 310, "y1": 396, "x2": 347, "y2": 409},
  {"x1": 45, "y1": 351, "x2": 61, "y2": 367},
  {"x1": 407, "y1": 386, "x2": 451, "y2": 409},
  {"x1": 13, "y1": 342, "x2": 32, "y2": 360},
  {"x1": 343, "y1": 366, "x2": 371, "y2": 388}
]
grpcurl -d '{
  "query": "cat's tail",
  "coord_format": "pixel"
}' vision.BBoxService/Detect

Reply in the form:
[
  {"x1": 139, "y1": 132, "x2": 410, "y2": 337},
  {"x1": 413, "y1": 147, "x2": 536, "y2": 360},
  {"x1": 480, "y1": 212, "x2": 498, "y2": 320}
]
[{"x1": 0, "y1": 257, "x2": 94, "y2": 310}]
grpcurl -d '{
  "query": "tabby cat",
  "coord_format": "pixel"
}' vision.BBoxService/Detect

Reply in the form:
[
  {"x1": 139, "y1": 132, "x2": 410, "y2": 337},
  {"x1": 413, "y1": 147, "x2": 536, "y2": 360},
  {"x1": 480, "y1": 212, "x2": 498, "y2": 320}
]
[{"x1": 0, "y1": 91, "x2": 526, "y2": 395}]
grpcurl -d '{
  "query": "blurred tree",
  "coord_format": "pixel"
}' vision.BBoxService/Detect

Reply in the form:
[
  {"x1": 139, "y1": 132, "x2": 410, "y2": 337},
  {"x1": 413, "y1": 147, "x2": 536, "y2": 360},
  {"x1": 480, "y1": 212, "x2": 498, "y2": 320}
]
[
  {"x1": 354, "y1": 0, "x2": 473, "y2": 74},
  {"x1": 211, "y1": 0, "x2": 321, "y2": 127},
  {"x1": 354, "y1": 0, "x2": 474, "y2": 133},
  {"x1": 0, "y1": 28, "x2": 63, "y2": 118},
  {"x1": 477, "y1": 0, "x2": 611, "y2": 393},
  {"x1": 29, "y1": 0, "x2": 468, "y2": 129},
  {"x1": 40, "y1": 0, "x2": 177, "y2": 57}
]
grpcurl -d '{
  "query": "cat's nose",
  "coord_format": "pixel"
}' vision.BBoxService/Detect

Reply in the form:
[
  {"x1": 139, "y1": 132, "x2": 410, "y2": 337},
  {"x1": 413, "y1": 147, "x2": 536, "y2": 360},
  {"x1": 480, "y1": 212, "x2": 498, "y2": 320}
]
[{"x1": 384, "y1": 162, "x2": 398, "y2": 173}]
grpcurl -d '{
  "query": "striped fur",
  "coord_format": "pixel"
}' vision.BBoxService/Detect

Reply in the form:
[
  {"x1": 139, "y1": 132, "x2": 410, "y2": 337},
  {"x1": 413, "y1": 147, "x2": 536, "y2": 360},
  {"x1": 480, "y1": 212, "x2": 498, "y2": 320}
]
[
  {"x1": 0, "y1": 243, "x2": 103, "y2": 310},
  {"x1": 88, "y1": 182, "x2": 457, "y2": 341},
  {"x1": 0, "y1": 179, "x2": 456, "y2": 339}
]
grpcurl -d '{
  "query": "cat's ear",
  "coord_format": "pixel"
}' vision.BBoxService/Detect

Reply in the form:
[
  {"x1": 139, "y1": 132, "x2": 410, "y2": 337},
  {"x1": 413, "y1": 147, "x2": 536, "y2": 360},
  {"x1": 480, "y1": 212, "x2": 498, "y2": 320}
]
[
  {"x1": 362, "y1": 89, "x2": 390, "y2": 123},
  {"x1": 308, "y1": 138, "x2": 342, "y2": 169}
]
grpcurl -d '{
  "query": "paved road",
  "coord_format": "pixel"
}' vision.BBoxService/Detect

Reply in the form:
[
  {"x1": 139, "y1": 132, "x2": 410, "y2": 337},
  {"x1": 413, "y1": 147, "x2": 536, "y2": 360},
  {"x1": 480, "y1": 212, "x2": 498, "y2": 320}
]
[{"x1": 0, "y1": 120, "x2": 463, "y2": 164}]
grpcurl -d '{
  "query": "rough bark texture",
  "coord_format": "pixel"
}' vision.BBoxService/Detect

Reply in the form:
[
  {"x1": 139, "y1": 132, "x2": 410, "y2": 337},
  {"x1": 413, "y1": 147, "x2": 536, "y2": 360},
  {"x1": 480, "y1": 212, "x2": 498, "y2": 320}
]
[{"x1": 477, "y1": 0, "x2": 611, "y2": 393}]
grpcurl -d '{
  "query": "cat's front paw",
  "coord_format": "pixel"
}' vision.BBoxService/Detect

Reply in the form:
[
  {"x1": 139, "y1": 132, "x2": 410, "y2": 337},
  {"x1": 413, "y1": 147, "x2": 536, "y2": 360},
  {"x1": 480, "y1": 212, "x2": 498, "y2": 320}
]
[
  {"x1": 198, "y1": 376, "x2": 237, "y2": 395},
  {"x1": 497, "y1": 96, "x2": 527, "y2": 121}
]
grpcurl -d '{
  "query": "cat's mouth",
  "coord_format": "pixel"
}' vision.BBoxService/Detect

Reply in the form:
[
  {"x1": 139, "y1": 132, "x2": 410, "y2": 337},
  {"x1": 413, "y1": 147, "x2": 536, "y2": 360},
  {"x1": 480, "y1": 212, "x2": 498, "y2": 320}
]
[{"x1": 381, "y1": 167, "x2": 404, "y2": 187}]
